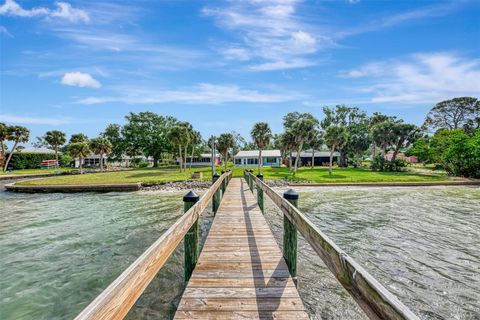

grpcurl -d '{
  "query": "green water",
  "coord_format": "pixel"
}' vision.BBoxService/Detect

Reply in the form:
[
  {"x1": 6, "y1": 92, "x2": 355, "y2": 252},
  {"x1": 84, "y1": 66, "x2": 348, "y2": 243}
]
[
  {"x1": 0, "y1": 188, "x2": 214, "y2": 319},
  {"x1": 1, "y1": 185, "x2": 479, "y2": 319},
  {"x1": 264, "y1": 185, "x2": 480, "y2": 320}
]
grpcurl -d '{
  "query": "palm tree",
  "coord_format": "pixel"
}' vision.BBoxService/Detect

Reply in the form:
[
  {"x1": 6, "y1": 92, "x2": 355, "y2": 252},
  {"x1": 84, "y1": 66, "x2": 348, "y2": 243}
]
[
  {"x1": 291, "y1": 118, "x2": 318, "y2": 174},
  {"x1": 44, "y1": 130, "x2": 66, "y2": 166},
  {"x1": 89, "y1": 137, "x2": 113, "y2": 171},
  {"x1": 167, "y1": 126, "x2": 189, "y2": 172},
  {"x1": 250, "y1": 122, "x2": 272, "y2": 174},
  {"x1": 189, "y1": 130, "x2": 202, "y2": 170},
  {"x1": 216, "y1": 133, "x2": 235, "y2": 170},
  {"x1": 324, "y1": 125, "x2": 348, "y2": 175},
  {"x1": 3, "y1": 125, "x2": 30, "y2": 172},
  {"x1": 69, "y1": 133, "x2": 88, "y2": 144},
  {"x1": 309, "y1": 130, "x2": 324, "y2": 168},
  {"x1": 68, "y1": 142, "x2": 90, "y2": 174},
  {"x1": 179, "y1": 122, "x2": 193, "y2": 171}
]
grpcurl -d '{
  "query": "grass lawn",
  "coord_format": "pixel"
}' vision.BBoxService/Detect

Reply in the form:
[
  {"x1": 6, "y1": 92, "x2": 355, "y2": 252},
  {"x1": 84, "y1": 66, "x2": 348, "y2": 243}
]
[
  {"x1": 16, "y1": 164, "x2": 451, "y2": 186},
  {"x1": 0, "y1": 167, "x2": 72, "y2": 175}
]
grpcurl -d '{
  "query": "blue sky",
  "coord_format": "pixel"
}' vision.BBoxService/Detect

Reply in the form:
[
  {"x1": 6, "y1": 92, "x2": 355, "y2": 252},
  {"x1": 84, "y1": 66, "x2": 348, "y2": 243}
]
[{"x1": 1, "y1": 0, "x2": 479, "y2": 144}]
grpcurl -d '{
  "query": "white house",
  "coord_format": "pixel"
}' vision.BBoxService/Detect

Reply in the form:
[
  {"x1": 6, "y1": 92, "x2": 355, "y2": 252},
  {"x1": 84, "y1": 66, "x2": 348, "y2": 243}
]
[
  {"x1": 234, "y1": 150, "x2": 282, "y2": 167},
  {"x1": 185, "y1": 153, "x2": 222, "y2": 167},
  {"x1": 74, "y1": 154, "x2": 154, "y2": 168},
  {"x1": 291, "y1": 150, "x2": 340, "y2": 166}
]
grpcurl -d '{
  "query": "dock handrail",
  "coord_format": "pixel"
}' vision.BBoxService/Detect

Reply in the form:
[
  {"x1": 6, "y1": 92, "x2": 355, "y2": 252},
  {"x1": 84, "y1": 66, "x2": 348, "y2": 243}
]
[
  {"x1": 75, "y1": 171, "x2": 232, "y2": 320},
  {"x1": 244, "y1": 170, "x2": 419, "y2": 320}
]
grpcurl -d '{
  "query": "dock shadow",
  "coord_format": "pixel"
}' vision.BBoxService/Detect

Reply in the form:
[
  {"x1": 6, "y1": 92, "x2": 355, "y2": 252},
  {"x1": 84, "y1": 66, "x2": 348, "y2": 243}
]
[{"x1": 240, "y1": 179, "x2": 287, "y2": 320}]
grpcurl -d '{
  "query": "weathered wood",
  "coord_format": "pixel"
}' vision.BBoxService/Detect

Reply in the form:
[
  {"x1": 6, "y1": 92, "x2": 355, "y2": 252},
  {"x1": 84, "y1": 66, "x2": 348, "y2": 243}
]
[
  {"x1": 174, "y1": 178, "x2": 308, "y2": 319},
  {"x1": 74, "y1": 171, "x2": 232, "y2": 320},
  {"x1": 174, "y1": 310, "x2": 309, "y2": 320},
  {"x1": 247, "y1": 172, "x2": 420, "y2": 320}
]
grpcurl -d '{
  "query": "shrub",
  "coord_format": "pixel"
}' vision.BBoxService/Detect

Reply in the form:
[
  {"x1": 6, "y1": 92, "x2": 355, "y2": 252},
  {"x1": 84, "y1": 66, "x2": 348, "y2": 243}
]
[
  {"x1": 138, "y1": 161, "x2": 150, "y2": 168},
  {"x1": 370, "y1": 155, "x2": 407, "y2": 172},
  {"x1": 7, "y1": 153, "x2": 55, "y2": 169},
  {"x1": 439, "y1": 129, "x2": 480, "y2": 178},
  {"x1": 59, "y1": 155, "x2": 74, "y2": 167}
]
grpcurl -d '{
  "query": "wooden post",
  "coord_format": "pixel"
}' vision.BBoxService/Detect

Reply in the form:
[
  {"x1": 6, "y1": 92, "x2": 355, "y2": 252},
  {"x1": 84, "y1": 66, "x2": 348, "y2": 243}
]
[
  {"x1": 283, "y1": 189, "x2": 298, "y2": 284},
  {"x1": 256, "y1": 173, "x2": 264, "y2": 213},
  {"x1": 183, "y1": 190, "x2": 199, "y2": 283},
  {"x1": 212, "y1": 173, "x2": 221, "y2": 214}
]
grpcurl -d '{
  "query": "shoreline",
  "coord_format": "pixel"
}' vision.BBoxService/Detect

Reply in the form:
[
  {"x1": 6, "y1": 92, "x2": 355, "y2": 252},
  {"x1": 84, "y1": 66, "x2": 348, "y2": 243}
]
[{"x1": 4, "y1": 178, "x2": 479, "y2": 193}]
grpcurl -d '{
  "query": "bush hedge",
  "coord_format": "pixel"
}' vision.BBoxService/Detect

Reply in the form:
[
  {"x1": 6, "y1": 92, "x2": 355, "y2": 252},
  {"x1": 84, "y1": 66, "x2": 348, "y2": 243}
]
[{"x1": 6, "y1": 153, "x2": 72, "y2": 169}]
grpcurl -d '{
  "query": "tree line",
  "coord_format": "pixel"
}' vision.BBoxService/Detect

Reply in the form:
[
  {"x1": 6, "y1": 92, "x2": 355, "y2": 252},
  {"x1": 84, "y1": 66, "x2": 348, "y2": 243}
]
[{"x1": 1, "y1": 96, "x2": 478, "y2": 177}]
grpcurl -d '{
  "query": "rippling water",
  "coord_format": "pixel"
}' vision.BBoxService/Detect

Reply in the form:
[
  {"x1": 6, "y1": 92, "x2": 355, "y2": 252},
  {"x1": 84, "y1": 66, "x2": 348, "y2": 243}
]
[
  {"x1": 1, "y1": 184, "x2": 479, "y2": 319},
  {"x1": 264, "y1": 186, "x2": 480, "y2": 320},
  {"x1": 0, "y1": 187, "x2": 214, "y2": 319}
]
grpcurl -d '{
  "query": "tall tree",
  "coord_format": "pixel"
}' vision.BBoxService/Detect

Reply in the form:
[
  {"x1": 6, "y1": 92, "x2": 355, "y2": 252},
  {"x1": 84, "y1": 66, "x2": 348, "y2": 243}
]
[
  {"x1": 324, "y1": 125, "x2": 348, "y2": 175},
  {"x1": 167, "y1": 125, "x2": 189, "y2": 172},
  {"x1": 89, "y1": 137, "x2": 113, "y2": 171},
  {"x1": 70, "y1": 133, "x2": 88, "y2": 144},
  {"x1": 3, "y1": 125, "x2": 30, "y2": 172},
  {"x1": 122, "y1": 112, "x2": 177, "y2": 167},
  {"x1": 250, "y1": 122, "x2": 272, "y2": 174},
  {"x1": 68, "y1": 142, "x2": 90, "y2": 174},
  {"x1": 179, "y1": 122, "x2": 193, "y2": 170},
  {"x1": 42, "y1": 130, "x2": 66, "y2": 166},
  {"x1": 308, "y1": 130, "x2": 324, "y2": 168},
  {"x1": 216, "y1": 133, "x2": 235, "y2": 170},
  {"x1": 188, "y1": 130, "x2": 202, "y2": 169},
  {"x1": 283, "y1": 112, "x2": 319, "y2": 174},
  {"x1": 371, "y1": 121, "x2": 396, "y2": 156},
  {"x1": 0, "y1": 123, "x2": 7, "y2": 166},
  {"x1": 424, "y1": 97, "x2": 480, "y2": 131},
  {"x1": 321, "y1": 105, "x2": 368, "y2": 166},
  {"x1": 390, "y1": 123, "x2": 420, "y2": 161},
  {"x1": 369, "y1": 112, "x2": 395, "y2": 158},
  {"x1": 102, "y1": 124, "x2": 126, "y2": 162}
]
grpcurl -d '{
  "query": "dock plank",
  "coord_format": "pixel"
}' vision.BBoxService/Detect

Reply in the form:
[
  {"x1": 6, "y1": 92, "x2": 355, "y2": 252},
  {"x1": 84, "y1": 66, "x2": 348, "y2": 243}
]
[{"x1": 174, "y1": 178, "x2": 308, "y2": 319}]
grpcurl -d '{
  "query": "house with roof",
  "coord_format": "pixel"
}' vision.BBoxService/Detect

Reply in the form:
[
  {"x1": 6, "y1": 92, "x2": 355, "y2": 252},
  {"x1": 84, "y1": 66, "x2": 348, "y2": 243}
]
[
  {"x1": 185, "y1": 153, "x2": 222, "y2": 166},
  {"x1": 291, "y1": 149, "x2": 340, "y2": 166},
  {"x1": 385, "y1": 151, "x2": 418, "y2": 163},
  {"x1": 234, "y1": 150, "x2": 282, "y2": 167}
]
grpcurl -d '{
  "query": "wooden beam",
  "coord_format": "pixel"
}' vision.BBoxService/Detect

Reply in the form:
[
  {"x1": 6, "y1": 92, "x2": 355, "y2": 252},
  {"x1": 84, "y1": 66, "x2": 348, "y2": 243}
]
[
  {"x1": 248, "y1": 172, "x2": 419, "y2": 320},
  {"x1": 74, "y1": 172, "x2": 232, "y2": 320}
]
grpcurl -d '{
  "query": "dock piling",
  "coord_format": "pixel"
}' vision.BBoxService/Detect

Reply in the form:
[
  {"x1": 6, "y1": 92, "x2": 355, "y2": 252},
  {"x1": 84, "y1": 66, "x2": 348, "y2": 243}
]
[
  {"x1": 256, "y1": 173, "x2": 264, "y2": 213},
  {"x1": 283, "y1": 189, "x2": 298, "y2": 284},
  {"x1": 183, "y1": 190, "x2": 200, "y2": 282}
]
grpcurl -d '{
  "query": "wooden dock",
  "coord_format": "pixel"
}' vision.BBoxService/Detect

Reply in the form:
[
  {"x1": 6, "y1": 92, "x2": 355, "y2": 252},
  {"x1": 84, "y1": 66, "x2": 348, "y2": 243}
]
[
  {"x1": 75, "y1": 171, "x2": 418, "y2": 320},
  {"x1": 174, "y1": 178, "x2": 309, "y2": 319}
]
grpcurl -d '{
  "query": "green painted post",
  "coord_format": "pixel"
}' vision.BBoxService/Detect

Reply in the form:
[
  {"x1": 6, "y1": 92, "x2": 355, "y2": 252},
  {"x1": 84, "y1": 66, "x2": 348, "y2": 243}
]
[
  {"x1": 212, "y1": 173, "x2": 221, "y2": 214},
  {"x1": 249, "y1": 170, "x2": 254, "y2": 193},
  {"x1": 183, "y1": 190, "x2": 199, "y2": 283},
  {"x1": 221, "y1": 170, "x2": 226, "y2": 193},
  {"x1": 256, "y1": 173, "x2": 264, "y2": 213},
  {"x1": 283, "y1": 189, "x2": 298, "y2": 285}
]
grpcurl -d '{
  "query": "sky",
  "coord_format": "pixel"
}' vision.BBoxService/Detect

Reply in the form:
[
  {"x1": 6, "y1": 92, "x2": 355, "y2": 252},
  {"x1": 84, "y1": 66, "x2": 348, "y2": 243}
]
[{"x1": 1, "y1": 0, "x2": 479, "y2": 144}]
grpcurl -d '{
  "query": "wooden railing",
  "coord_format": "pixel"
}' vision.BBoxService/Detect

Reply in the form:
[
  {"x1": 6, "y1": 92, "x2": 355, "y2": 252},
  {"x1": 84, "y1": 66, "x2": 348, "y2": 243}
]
[
  {"x1": 75, "y1": 171, "x2": 232, "y2": 320},
  {"x1": 244, "y1": 170, "x2": 419, "y2": 320}
]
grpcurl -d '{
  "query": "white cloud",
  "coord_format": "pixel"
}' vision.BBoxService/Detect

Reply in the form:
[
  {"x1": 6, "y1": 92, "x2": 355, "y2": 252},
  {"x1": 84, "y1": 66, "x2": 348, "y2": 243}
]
[
  {"x1": 0, "y1": 114, "x2": 70, "y2": 125},
  {"x1": 340, "y1": 53, "x2": 480, "y2": 104},
  {"x1": 204, "y1": 0, "x2": 325, "y2": 71},
  {"x1": 77, "y1": 83, "x2": 303, "y2": 105},
  {"x1": 61, "y1": 72, "x2": 101, "y2": 88},
  {"x1": 0, "y1": 0, "x2": 89, "y2": 23}
]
